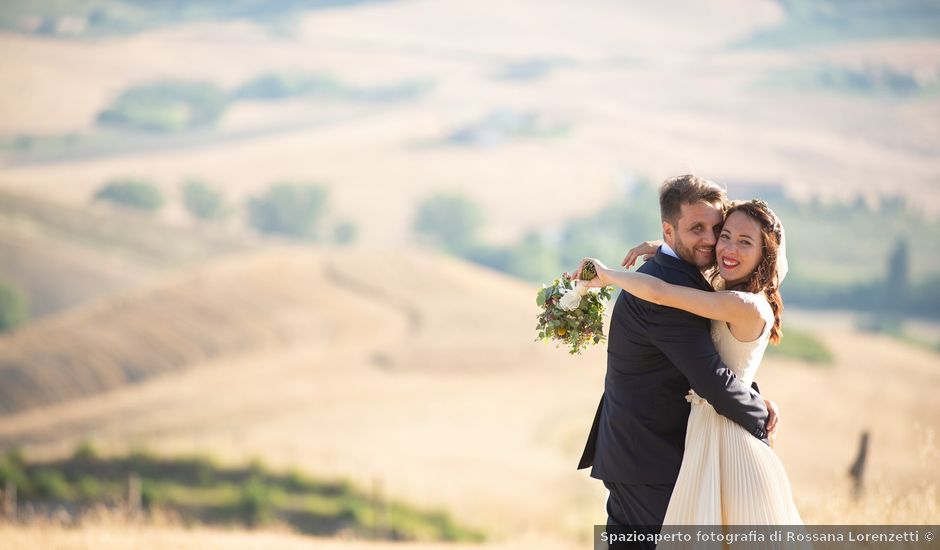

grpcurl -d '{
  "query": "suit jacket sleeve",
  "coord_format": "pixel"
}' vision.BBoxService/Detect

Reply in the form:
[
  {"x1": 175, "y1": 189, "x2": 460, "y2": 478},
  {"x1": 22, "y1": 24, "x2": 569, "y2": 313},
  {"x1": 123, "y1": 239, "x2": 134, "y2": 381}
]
[{"x1": 647, "y1": 303, "x2": 770, "y2": 443}]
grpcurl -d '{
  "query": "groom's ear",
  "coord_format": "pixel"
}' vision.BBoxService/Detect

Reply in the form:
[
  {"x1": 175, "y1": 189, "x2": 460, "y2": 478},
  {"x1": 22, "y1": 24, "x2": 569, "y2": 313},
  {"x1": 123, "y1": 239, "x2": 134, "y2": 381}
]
[{"x1": 662, "y1": 220, "x2": 674, "y2": 246}]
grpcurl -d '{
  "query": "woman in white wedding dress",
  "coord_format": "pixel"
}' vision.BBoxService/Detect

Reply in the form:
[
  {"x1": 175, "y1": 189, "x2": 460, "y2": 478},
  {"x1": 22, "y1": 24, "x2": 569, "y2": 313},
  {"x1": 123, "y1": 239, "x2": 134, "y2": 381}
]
[{"x1": 577, "y1": 199, "x2": 803, "y2": 526}]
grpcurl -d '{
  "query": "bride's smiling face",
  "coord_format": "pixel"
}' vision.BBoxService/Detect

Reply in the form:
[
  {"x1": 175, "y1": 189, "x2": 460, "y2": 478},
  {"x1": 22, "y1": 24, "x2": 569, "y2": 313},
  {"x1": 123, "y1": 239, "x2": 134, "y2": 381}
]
[{"x1": 716, "y1": 211, "x2": 764, "y2": 286}]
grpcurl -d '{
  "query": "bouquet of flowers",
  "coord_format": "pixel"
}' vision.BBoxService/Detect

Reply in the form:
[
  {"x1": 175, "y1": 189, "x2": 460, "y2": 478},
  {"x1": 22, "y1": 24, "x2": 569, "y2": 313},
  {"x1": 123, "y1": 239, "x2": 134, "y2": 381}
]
[{"x1": 535, "y1": 260, "x2": 613, "y2": 355}]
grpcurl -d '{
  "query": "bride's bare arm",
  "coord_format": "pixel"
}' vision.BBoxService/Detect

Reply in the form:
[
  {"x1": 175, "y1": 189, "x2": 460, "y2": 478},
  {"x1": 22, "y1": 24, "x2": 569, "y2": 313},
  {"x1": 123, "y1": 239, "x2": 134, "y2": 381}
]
[
  {"x1": 621, "y1": 239, "x2": 663, "y2": 269},
  {"x1": 575, "y1": 258, "x2": 761, "y2": 326}
]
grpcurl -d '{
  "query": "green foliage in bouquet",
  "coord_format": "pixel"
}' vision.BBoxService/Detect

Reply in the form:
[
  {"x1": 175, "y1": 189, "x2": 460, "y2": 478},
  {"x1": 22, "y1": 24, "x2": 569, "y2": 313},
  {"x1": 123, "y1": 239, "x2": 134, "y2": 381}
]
[{"x1": 535, "y1": 261, "x2": 612, "y2": 355}]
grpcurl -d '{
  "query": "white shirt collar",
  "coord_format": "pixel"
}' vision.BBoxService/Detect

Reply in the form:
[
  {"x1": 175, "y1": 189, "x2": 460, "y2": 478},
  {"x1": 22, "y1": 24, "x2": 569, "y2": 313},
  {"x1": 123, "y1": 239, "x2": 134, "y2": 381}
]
[{"x1": 660, "y1": 242, "x2": 679, "y2": 259}]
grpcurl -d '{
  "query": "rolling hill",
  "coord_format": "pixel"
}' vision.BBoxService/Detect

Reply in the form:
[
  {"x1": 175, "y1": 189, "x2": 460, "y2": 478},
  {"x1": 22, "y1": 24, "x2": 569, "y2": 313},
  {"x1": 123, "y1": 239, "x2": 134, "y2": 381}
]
[
  {"x1": 0, "y1": 245, "x2": 938, "y2": 541},
  {"x1": 0, "y1": 245, "x2": 545, "y2": 414},
  {"x1": 1, "y1": 0, "x2": 939, "y2": 253},
  {"x1": 0, "y1": 245, "x2": 607, "y2": 538},
  {"x1": 0, "y1": 1, "x2": 938, "y2": 544},
  {"x1": 0, "y1": 188, "x2": 253, "y2": 319}
]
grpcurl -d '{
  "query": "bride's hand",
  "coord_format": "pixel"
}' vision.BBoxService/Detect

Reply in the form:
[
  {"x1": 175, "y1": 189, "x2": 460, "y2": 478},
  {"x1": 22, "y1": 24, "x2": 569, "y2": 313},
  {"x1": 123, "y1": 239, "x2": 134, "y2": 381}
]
[
  {"x1": 621, "y1": 240, "x2": 663, "y2": 269},
  {"x1": 573, "y1": 257, "x2": 610, "y2": 288}
]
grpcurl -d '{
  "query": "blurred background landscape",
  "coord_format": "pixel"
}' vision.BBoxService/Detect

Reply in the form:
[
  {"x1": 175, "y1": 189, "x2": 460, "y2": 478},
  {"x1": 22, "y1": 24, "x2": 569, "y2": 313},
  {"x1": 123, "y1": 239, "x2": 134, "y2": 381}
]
[{"x1": 0, "y1": 0, "x2": 938, "y2": 548}]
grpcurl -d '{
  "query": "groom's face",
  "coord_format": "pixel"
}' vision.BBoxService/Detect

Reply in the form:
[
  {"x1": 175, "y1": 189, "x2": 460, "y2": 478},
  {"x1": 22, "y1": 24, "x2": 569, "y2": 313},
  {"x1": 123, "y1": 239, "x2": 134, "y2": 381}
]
[{"x1": 663, "y1": 201, "x2": 724, "y2": 269}]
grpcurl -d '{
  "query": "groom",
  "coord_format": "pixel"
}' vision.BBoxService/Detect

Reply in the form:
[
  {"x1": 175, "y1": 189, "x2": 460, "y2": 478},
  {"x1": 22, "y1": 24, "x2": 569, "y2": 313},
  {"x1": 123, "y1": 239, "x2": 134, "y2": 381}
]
[{"x1": 578, "y1": 175, "x2": 774, "y2": 542}]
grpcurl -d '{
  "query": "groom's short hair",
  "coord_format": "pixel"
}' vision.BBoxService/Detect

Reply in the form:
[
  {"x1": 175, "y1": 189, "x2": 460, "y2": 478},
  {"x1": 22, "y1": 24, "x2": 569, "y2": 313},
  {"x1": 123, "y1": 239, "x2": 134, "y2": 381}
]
[{"x1": 659, "y1": 175, "x2": 728, "y2": 226}]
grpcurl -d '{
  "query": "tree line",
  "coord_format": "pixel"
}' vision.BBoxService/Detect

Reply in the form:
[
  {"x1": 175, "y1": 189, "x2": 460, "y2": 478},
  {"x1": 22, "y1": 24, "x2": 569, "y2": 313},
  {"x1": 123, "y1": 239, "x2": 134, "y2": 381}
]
[{"x1": 93, "y1": 177, "x2": 357, "y2": 244}]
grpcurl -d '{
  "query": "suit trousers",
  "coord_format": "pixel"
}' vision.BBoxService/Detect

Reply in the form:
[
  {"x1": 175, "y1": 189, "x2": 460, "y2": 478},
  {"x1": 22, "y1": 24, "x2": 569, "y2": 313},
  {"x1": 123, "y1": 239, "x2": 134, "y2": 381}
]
[{"x1": 603, "y1": 480, "x2": 675, "y2": 549}]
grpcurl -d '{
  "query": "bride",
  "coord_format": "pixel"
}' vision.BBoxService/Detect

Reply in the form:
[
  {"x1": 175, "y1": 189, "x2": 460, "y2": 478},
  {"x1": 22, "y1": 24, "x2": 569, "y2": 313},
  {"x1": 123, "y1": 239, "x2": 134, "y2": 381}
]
[{"x1": 576, "y1": 199, "x2": 803, "y2": 525}]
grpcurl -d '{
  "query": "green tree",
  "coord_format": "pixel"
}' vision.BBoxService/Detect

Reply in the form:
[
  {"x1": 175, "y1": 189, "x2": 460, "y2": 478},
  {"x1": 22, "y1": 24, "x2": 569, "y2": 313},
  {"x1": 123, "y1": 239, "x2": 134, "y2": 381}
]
[
  {"x1": 32, "y1": 469, "x2": 71, "y2": 499},
  {"x1": 182, "y1": 178, "x2": 226, "y2": 221},
  {"x1": 0, "y1": 456, "x2": 29, "y2": 494},
  {"x1": 247, "y1": 182, "x2": 329, "y2": 239},
  {"x1": 333, "y1": 220, "x2": 358, "y2": 244},
  {"x1": 94, "y1": 178, "x2": 165, "y2": 212},
  {"x1": 458, "y1": 238, "x2": 554, "y2": 282},
  {"x1": 75, "y1": 476, "x2": 102, "y2": 500},
  {"x1": 886, "y1": 236, "x2": 910, "y2": 305},
  {"x1": 233, "y1": 72, "x2": 345, "y2": 100},
  {"x1": 557, "y1": 184, "x2": 661, "y2": 271},
  {"x1": 237, "y1": 476, "x2": 274, "y2": 526},
  {"x1": 72, "y1": 439, "x2": 99, "y2": 462},
  {"x1": 503, "y1": 232, "x2": 559, "y2": 282},
  {"x1": 413, "y1": 193, "x2": 484, "y2": 253},
  {"x1": 96, "y1": 80, "x2": 228, "y2": 133},
  {"x1": 0, "y1": 277, "x2": 28, "y2": 333}
]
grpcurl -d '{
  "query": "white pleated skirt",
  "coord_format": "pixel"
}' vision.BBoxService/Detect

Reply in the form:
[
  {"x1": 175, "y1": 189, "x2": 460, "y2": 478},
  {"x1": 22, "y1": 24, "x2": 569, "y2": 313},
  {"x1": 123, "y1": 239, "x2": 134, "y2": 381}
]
[{"x1": 662, "y1": 398, "x2": 804, "y2": 526}]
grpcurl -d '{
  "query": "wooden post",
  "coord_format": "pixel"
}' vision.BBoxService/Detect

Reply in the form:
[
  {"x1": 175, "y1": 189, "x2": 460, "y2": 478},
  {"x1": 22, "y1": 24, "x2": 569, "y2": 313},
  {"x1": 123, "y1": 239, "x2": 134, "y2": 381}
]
[{"x1": 848, "y1": 430, "x2": 870, "y2": 500}]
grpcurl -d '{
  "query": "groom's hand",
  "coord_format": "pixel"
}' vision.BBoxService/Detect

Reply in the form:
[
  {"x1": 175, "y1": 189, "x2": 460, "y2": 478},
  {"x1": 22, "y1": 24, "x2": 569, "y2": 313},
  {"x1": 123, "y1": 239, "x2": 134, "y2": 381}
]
[{"x1": 764, "y1": 398, "x2": 780, "y2": 438}]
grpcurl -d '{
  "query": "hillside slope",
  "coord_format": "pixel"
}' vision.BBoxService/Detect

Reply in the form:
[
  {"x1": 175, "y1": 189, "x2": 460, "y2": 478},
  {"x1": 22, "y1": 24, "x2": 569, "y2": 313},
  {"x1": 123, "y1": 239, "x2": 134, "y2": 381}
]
[
  {"x1": 0, "y1": 246, "x2": 544, "y2": 414},
  {"x1": 0, "y1": 247, "x2": 938, "y2": 537},
  {"x1": 0, "y1": 245, "x2": 602, "y2": 536},
  {"x1": 0, "y1": 188, "x2": 250, "y2": 318}
]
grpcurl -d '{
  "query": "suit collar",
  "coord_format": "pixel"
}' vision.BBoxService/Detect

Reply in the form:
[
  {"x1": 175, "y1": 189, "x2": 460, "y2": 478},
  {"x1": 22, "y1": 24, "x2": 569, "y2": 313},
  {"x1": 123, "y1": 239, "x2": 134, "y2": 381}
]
[{"x1": 653, "y1": 246, "x2": 712, "y2": 291}]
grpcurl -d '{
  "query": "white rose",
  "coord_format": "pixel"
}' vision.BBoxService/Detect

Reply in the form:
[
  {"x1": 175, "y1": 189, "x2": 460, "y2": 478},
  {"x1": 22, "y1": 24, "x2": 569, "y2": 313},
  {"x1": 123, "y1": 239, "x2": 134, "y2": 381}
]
[
  {"x1": 558, "y1": 291, "x2": 581, "y2": 311},
  {"x1": 558, "y1": 282, "x2": 590, "y2": 311}
]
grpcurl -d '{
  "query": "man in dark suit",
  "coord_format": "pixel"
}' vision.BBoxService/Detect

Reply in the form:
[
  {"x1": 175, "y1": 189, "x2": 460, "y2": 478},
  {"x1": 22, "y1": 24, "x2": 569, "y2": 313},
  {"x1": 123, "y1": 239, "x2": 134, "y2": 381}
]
[{"x1": 578, "y1": 175, "x2": 775, "y2": 546}]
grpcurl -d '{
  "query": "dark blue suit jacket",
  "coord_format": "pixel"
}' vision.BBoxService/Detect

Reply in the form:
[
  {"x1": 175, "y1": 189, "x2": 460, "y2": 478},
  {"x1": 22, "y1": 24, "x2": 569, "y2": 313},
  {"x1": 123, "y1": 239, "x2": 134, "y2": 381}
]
[{"x1": 578, "y1": 248, "x2": 769, "y2": 484}]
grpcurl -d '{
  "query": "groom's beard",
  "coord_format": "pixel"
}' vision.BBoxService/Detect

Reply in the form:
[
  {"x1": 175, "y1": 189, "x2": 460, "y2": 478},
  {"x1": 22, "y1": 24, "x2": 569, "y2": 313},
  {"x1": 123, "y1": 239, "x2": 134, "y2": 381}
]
[{"x1": 674, "y1": 236, "x2": 716, "y2": 270}]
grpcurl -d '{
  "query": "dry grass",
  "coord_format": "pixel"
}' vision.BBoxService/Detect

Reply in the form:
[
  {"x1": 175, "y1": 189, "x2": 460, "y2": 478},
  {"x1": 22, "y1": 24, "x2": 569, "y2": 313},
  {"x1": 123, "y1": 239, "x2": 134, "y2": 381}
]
[
  {"x1": 0, "y1": 529, "x2": 577, "y2": 550},
  {"x1": 0, "y1": 2, "x2": 938, "y2": 545},
  {"x1": 0, "y1": 508, "x2": 580, "y2": 550},
  {"x1": 0, "y1": 246, "x2": 607, "y2": 539},
  {"x1": 799, "y1": 482, "x2": 939, "y2": 525},
  {"x1": 0, "y1": 187, "x2": 256, "y2": 320},
  {"x1": 0, "y1": 247, "x2": 937, "y2": 544},
  {"x1": 0, "y1": 482, "x2": 937, "y2": 549},
  {"x1": 0, "y1": 245, "x2": 542, "y2": 413}
]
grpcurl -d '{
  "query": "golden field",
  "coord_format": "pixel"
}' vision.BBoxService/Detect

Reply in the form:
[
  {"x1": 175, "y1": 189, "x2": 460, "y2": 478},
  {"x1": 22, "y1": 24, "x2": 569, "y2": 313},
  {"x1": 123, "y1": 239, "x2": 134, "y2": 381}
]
[
  {"x1": 0, "y1": 244, "x2": 938, "y2": 548},
  {"x1": 1, "y1": 0, "x2": 939, "y2": 249},
  {"x1": 1, "y1": 0, "x2": 939, "y2": 548}
]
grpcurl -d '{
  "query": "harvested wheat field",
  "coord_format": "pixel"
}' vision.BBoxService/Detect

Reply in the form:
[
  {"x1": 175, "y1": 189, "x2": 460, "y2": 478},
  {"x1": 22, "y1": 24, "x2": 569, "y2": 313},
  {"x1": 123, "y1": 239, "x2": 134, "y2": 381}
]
[
  {"x1": 1, "y1": 0, "x2": 939, "y2": 547},
  {"x1": 0, "y1": 247, "x2": 611, "y2": 542},
  {"x1": 0, "y1": 517, "x2": 579, "y2": 550},
  {"x1": 0, "y1": 246, "x2": 937, "y2": 550},
  {"x1": 2, "y1": 0, "x2": 940, "y2": 250}
]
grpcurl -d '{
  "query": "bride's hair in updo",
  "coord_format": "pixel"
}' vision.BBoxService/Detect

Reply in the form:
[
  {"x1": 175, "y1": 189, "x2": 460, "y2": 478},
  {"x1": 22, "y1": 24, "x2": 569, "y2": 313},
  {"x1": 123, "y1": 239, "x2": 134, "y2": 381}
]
[{"x1": 708, "y1": 199, "x2": 785, "y2": 344}]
